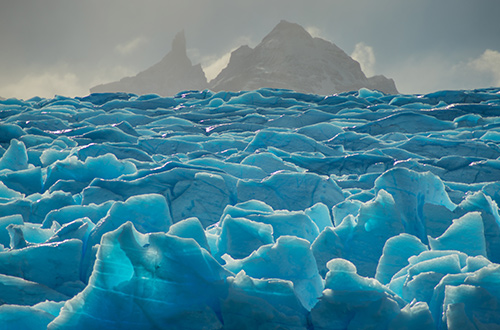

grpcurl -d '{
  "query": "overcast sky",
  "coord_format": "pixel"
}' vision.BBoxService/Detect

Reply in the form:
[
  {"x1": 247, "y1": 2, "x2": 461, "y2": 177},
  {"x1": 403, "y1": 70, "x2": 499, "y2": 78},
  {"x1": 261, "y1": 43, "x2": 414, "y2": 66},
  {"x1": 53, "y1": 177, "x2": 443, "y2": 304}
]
[{"x1": 1, "y1": 0, "x2": 499, "y2": 99}]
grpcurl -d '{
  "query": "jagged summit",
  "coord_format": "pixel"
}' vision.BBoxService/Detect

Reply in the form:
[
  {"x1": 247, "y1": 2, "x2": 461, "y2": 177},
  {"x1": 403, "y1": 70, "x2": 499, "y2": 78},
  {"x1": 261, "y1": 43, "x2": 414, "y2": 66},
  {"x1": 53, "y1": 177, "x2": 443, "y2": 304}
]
[
  {"x1": 263, "y1": 20, "x2": 313, "y2": 44},
  {"x1": 90, "y1": 31, "x2": 208, "y2": 96},
  {"x1": 210, "y1": 20, "x2": 398, "y2": 94},
  {"x1": 171, "y1": 30, "x2": 187, "y2": 57},
  {"x1": 90, "y1": 21, "x2": 398, "y2": 96}
]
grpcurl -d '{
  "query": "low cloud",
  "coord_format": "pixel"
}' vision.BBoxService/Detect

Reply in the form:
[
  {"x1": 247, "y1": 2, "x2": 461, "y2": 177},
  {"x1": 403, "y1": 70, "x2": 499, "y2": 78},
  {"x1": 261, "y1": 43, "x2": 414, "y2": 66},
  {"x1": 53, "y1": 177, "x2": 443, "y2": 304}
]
[
  {"x1": 202, "y1": 52, "x2": 232, "y2": 82},
  {"x1": 0, "y1": 64, "x2": 137, "y2": 99},
  {"x1": 351, "y1": 42, "x2": 376, "y2": 77},
  {"x1": 306, "y1": 26, "x2": 327, "y2": 40},
  {"x1": 0, "y1": 72, "x2": 85, "y2": 99},
  {"x1": 468, "y1": 49, "x2": 500, "y2": 87},
  {"x1": 384, "y1": 50, "x2": 500, "y2": 94},
  {"x1": 385, "y1": 55, "x2": 469, "y2": 94}
]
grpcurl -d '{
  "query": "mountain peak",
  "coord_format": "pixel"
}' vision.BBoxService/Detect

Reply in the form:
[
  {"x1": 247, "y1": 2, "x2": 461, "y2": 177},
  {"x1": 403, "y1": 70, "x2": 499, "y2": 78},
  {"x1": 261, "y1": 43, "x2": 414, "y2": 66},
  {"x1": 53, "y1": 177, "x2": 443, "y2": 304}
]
[
  {"x1": 211, "y1": 21, "x2": 398, "y2": 94},
  {"x1": 271, "y1": 20, "x2": 309, "y2": 35},
  {"x1": 171, "y1": 30, "x2": 187, "y2": 57},
  {"x1": 91, "y1": 21, "x2": 398, "y2": 96},
  {"x1": 262, "y1": 20, "x2": 312, "y2": 44},
  {"x1": 90, "y1": 30, "x2": 207, "y2": 96}
]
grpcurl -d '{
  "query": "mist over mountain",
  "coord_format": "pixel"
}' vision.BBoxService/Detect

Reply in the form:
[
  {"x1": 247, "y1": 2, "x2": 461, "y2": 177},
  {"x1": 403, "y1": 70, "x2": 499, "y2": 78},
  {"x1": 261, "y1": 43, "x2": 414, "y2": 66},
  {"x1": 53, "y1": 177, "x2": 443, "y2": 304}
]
[
  {"x1": 90, "y1": 21, "x2": 398, "y2": 95},
  {"x1": 90, "y1": 31, "x2": 208, "y2": 96},
  {"x1": 211, "y1": 21, "x2": 398, "y2": 94}
]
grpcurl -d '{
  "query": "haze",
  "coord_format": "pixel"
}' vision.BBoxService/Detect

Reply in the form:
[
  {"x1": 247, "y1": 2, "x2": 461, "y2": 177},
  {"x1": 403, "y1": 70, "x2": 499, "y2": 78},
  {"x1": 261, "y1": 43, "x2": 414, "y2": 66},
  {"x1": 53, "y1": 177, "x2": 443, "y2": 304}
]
[{"x1": 1, "y1": 0, "x2": 499, "y2": 99}]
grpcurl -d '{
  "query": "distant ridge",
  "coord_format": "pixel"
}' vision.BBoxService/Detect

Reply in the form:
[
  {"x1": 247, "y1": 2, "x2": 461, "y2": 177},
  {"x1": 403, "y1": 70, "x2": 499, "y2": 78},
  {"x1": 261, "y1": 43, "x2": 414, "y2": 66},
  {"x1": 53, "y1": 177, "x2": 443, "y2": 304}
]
[
  {"x1": 90, "y1": 31, "x2": 208, "y2": 96},
  {"x1": 210, "y1": 20, "x2": 398, "y2": 94},
  {"x1": 90, "y1": 21, "x2": 398, "y2": 96}
]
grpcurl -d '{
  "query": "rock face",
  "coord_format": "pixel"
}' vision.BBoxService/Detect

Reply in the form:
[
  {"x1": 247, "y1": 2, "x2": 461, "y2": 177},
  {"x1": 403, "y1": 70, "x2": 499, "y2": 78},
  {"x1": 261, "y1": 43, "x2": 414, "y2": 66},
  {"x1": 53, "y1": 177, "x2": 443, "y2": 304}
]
[
  {"x1": 210, "y1": 20, "x2": 398, "y2": 94},
  {"x1": 90, "y1": 31, "x2": 208, "y2": 96},
  {"x1": 90, "y1": 21, "x2": 398, "y2": 96}
]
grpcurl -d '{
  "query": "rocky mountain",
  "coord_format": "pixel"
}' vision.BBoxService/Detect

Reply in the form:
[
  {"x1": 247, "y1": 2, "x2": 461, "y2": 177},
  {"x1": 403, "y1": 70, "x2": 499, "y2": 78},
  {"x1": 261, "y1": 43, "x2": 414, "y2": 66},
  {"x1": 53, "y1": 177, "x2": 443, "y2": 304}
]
[
  {"x1": 210, "y1": 20, "x2": 398, "y2": 94},
  {"x1": 90, "y1": 21, "x2": 398, "y2": 96},
  {"x1": 90, "y1": 31, "x2": 208, "y2": 96}
]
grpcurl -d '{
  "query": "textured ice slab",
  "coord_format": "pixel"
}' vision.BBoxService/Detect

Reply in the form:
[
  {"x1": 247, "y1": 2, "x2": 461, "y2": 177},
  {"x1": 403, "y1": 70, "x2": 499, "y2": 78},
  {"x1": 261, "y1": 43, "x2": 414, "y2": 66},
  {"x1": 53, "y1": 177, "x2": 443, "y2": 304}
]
[
  {"x1": 222, "y1": 235, "x2": 323, "y2": 310},
  {"x1": 222, "y1": 271, "x2": 310, "y2": 330},
  {"x1": 0, "y1": 87, "x2": 500, "y2": 329},
  {"x1": 49, "y1": 222, "x2": 230, "y2": 329},
  {"x1": 310, "y1": 259, "x2": 406, "y2": 330}
]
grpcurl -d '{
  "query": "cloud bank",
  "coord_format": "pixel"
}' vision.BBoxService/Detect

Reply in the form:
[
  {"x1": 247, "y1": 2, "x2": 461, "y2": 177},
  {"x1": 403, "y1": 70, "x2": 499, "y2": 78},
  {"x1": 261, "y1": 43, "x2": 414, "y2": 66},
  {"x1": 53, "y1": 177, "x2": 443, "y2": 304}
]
[
  {"x1": 469, "y1": 49, "x2": 500, "y2": 87},
  {"x1": 351, "y1": 42, "x2": 376, "y2": 77}
]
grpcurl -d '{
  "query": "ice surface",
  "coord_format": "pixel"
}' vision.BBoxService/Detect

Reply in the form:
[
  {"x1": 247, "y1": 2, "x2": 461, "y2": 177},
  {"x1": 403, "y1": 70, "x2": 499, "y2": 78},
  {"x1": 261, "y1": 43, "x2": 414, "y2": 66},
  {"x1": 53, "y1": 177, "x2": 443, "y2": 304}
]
[
  {"x1": 0, "y1": 139, "x2": 29, "y2": 171},
  {"x1": 0, "y1": 304, "x2": 56, "y2": 330},
  {"x1": 222, "y1": 271, "x2": 309, "y2": 330},
  {"x1": 167, "y1": 216, "x2": 210, "y2": 251},
  {"x1": 0, "y1": 87, "x2": 499, "y2": 328},
  {"x1": 376, "y1": 233, "x2": 428, "y2": 285},
  {"x1": 311, "y1": 258, "x2": 403, "y2": 329},
  {"x1": 215, "y1": 214, "x2": 274, "y2": 259},
  {"x1": 428, "y1": 212, "x2": 487, "y2": 257},
  {"x1": 0, "y1": 238, "x2": 84, "y2": 295},
  {"x1": 222, "y1": 235, "x2": 323, "y2": 311},
  {"x1": 0, "y1": 274, "x2": 68, "y2": 306},
  {"x1": 49, "y1": 221, "x2": 230, "y2": 329}
]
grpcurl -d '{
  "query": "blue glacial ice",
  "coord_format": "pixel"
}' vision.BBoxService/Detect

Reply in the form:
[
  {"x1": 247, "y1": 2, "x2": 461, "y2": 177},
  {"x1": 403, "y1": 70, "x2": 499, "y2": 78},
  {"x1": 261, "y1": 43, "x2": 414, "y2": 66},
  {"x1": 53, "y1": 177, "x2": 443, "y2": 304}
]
[{"x1": 0, "y1": 87, "x2": 500, "y2": 329}]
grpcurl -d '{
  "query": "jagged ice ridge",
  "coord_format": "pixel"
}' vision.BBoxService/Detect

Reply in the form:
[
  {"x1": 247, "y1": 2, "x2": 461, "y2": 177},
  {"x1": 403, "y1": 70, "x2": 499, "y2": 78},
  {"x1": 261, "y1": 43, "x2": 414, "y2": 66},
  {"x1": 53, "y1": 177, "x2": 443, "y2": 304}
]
[{"x1": 0, "y1": 87, "x2": 500, "y2": 329}]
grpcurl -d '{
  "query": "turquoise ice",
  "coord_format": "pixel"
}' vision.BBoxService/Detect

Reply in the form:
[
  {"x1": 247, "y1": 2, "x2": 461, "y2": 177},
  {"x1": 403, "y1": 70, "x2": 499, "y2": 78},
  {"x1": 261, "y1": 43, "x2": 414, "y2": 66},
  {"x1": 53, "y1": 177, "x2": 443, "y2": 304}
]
[{"x1": 0, "y1": 87, "x2": 498, "y2": 328}]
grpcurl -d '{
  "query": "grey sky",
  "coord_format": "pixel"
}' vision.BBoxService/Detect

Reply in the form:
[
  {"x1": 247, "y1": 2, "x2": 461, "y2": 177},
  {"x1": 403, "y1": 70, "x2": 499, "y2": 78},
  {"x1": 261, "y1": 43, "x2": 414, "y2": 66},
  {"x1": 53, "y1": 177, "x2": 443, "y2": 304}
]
[{"x1": 1, "y1": 0, "x2": 499, "y2": 98}]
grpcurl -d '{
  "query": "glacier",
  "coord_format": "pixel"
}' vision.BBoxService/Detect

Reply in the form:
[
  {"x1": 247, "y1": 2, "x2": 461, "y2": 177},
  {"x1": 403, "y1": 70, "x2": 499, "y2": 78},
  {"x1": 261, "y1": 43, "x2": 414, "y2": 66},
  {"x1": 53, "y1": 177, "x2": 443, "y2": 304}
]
[{"x1": 0, "y1": 87, "x2": 500, "y2": 329}]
